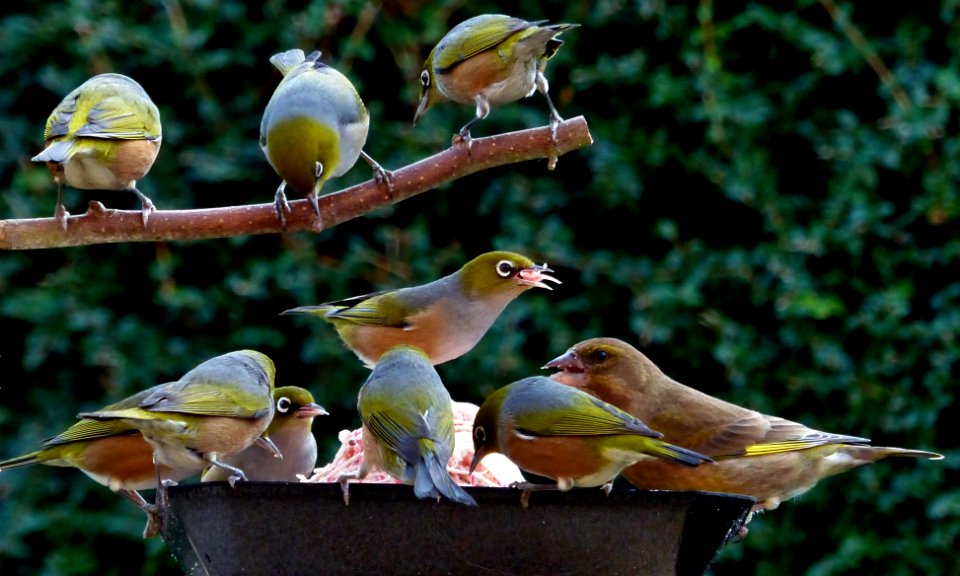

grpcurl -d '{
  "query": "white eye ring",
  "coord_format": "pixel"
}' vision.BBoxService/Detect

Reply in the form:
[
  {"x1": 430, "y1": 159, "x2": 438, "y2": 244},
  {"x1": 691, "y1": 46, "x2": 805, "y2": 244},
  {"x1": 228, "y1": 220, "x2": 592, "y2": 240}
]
[
  {"x1": 474, "y1": 426, "x2": 487, "y2": 442},
  {"x1": 277, "y1": 397, "x2": 292, "y2": 413},
  {"x1": 420, "y1": 70, "x2": 430, "y2": 87},
  {"x1": 496, "y1": 260, "x2": 514, "y2": 277}
]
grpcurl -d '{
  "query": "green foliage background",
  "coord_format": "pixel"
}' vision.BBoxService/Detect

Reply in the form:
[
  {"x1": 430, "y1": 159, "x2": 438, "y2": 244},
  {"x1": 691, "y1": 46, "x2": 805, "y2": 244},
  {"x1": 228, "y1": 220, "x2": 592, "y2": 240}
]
[{"x1": 1, "y1": 1, "x2": 957, "y2": 574}]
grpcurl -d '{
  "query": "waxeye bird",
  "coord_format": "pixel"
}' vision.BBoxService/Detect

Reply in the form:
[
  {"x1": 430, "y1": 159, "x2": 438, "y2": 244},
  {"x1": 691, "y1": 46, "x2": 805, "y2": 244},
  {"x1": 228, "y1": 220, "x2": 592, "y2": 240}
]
[
  {"x1": 337, "y1": 345, "x2": 477, "y2": 506},
  {"x1": 202, "y1": 386, "x2": 327, "y2": 482},
  {"x1": 282, "y1": 251, "x2": 560, "y2": 368},
  {"x1": 470, "y1": 376, "x2": 713, "y2": 505},
  {"x1": 0, "y1": 386, "x2": 197, "y2": 538},
  {"x1": 31, "y1": 73, "x2": 162, "y2": 230},
  {"x1": 261, "y1": 49, "x2": 392, "y2": 227},
  {"x1": 414, "y1": 14, "x2": 578, "y2": 144},
  {"x1": 78, "y1": 350, "x2": 277, "y2": 492},
  {"x1": 545, "y1": 337, "x2": 945, "y2": 527}
]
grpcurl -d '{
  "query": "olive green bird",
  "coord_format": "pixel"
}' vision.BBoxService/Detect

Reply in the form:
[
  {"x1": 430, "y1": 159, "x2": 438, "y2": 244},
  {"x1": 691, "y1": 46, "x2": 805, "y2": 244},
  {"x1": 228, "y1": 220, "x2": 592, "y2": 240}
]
[
  {"x1": 261, "y1": 49, "x2": 391, "y2": 227},
  {"x1": 78, "y1": 350, "x2": 278, "y2": 491},
  {"x1": 414, "y1": 14, "x2": 579, "y2": 143},
  {"x1": 202, "y1": 386, "x2": 328, "y2": 482},
  {"x1": 470, "y1": 376, "x2": 713, "y2": 504},
  {"x1": 31, "y1": 73, "x2": 161, "y2": 230},
  {"x1": 338, "y1": 345, "x2": 477, "y2": 506},
  {"x1": 282, "y1": 251, "x2": 560, "y2": 368}
]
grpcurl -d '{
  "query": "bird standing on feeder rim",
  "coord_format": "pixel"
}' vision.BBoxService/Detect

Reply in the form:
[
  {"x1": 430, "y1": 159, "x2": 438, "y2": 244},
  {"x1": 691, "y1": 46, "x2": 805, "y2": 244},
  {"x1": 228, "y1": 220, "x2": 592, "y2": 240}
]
[
  {"x1": 470, "y1": 375, "x2": 714, "y2": 507},
  {"x1": 545, "y1": 337, "x2": 945, "y2": 528}
]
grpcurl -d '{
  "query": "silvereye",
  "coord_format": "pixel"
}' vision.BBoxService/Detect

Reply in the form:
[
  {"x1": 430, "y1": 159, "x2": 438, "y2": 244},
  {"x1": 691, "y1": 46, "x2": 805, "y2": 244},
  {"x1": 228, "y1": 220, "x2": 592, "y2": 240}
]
[
  {"x1": 202, "y1": 386, "x2": 328, "y2": 482},
  {"x1": 469, "y1": 376, "x2": 713, "y2": 503},
  {"x1": 260, "y1": 49, "x2": 391, "y2": 227},
  {"x1": 0, "y1": 385, "x2": 197, "y2": 538},
  {"x1": 282, "y1": 251, "x2": 560, "y2": 368},
  {"x1": 31, "y1": 73, "x2": 162, "y2": 230},
  {"x1": 545, "y1": 337, "x2": 945, "y2": 524},
  {"x1": 338, "y1": 345, "x2": 477, "y2": 506},
  {"x1": 414, "y1": 14, "x2": 579, "y2": 143},
  {"x1": 78, "y1": 350, "x2": 277, "y2": 490}
]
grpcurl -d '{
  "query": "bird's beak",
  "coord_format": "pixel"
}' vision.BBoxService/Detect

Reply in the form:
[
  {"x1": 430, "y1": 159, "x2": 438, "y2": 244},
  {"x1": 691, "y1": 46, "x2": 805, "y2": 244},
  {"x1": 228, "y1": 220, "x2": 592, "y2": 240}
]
[
  {"x1": 255, "y1": 435, "x2": 284, "y2": 460},
  {"x1": 413, "y1": 92, "x2": 431, "y2": 126},
  {"x1": 542, "y1": 349, "x2": 584, "y2": 372},
  {"x1": 297, "y1": 402, "x2": 329, "y2": 419},
  {"x1": 469, "y1": 448, "x2": 485, "y2": 475},
  {"x1": 517, "y1": 263, "x2": 562, "y2": 290}
]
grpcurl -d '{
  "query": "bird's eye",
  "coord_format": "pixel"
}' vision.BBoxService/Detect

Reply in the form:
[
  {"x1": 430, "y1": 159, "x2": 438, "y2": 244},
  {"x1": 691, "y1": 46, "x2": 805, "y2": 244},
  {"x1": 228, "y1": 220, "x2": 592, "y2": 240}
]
[
  {"x1": 474, "y1": 426, "x2": 487, "y2": 443},
  {"x1": 591, "y1": 350, "x2": 608, "y2": 362},
  {"x1": 496, "y1": 260, "x2": 514, "y2": 277},
  {"x1": 277, "y1": 397, "x2": 292, "y2": 413},
  {"x1": 420, "y1": 70, "x2": 430, "y2": 88}
]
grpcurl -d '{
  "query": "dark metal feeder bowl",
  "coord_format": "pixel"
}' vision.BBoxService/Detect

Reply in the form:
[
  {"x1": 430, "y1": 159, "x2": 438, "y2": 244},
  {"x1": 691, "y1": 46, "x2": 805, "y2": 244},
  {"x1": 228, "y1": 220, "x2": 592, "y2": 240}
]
[{"x1": 160, "y1": 482, "x2": 753, "y2": 576}]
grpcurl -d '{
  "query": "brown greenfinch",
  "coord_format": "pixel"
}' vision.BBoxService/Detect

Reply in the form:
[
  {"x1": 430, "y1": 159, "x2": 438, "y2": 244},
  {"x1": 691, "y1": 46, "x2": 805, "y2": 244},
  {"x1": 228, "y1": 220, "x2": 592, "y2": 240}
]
[{"x1": 545, "y1": 337, "x2": 945, "y2": 523}]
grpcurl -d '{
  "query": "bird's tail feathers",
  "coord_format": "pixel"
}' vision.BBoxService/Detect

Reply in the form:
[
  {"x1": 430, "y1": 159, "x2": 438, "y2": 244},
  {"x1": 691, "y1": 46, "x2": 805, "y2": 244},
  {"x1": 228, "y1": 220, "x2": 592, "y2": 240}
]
[
  {"x1": 644, "y1": 440, "x2": 715, "y2": 468},
  {"x1": 31, "y1": 140, "x2": 74, "y2": 164},
  {"x1": 0, "y1": 452, "x2": 41, "y2": 471},
  {"x1": 420, "y1": 452, "x2": 477, "y2": 506},
  {"x1": 847, "y1": 445, "x2": 944, "y2": 462}
]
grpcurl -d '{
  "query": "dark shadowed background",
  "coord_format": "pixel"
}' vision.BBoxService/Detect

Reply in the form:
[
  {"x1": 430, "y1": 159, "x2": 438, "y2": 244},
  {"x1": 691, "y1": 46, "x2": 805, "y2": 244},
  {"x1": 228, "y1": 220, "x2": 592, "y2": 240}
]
[{"x1": 0, "y1": 1, "x2": 957, "y2": 574}]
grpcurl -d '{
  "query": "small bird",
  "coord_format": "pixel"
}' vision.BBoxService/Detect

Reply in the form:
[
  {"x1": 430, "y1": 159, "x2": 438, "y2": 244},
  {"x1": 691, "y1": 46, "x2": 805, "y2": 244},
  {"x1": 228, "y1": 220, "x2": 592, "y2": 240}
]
[
  {"x1": 0, "y1": 385, "x2": 197, "y2": 538},
  {"x1": 261, "y1": 48, "x2": 391, "y2": 227},
  {"x1": 78, "y1": 350, "x2": 277, "y2": 491},
  {"x1": 338, "y1": 345, "x2": 477, "y2": 506},
  {"x1": 202, "y1": 386, "x2": 327, "y2": 482},
  {"x1": 282, "y1": 251, "x2": 560, "y2": 368},
  {"x1": 414, "y1": 14, "x2": 579, "y2": 143},
  {"x1": 31, "y1": 73, "x2": 162, "y2": 230},
  {"x1": 545, "y1": 337, "x2": 945, "y2": 523},
  {"x1": 470, "y1": 376, "x2": 713, "y2": 504}
]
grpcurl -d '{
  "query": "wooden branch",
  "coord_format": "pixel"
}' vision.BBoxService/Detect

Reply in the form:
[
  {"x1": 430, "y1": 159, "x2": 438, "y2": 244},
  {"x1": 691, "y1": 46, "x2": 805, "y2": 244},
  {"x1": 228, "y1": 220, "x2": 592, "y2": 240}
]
[{"x1": 0, "y1": 117, "x2": 592, "y2": 250}]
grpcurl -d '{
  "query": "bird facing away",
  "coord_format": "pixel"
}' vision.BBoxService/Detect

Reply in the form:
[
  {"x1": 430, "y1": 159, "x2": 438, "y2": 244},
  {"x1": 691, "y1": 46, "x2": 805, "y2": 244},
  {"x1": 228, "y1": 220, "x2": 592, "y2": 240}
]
[
  {"x1": 338, "y1": 345, "x2": 477, "y2": 506},
  {"x1": 260, "y1": 49, "x2": 391, "y2": 227},
  {"x1": 31, "y1": 73, "x2": 162, "y2": 230},
  {"x1": 282, "y1": 251, "x2": 560, "y2": 367},
  {"x1": 470, "y1": 376, "x2": 713, "y2": 504},
  {"x1": 414, "y1": 14, "x2": 579, "y2": 143},
  {"x1": 545, "y1": 337, "x2": 945, "y2": 521},
  {"x1": 202, "y1": 386, "x2": 327, "y2": 482}
]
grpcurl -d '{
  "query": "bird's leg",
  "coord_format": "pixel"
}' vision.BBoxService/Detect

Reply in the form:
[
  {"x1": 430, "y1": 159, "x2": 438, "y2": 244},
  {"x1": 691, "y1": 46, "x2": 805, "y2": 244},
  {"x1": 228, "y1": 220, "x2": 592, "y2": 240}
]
[
  {"x1": 53, "y1": 178, "x2": 70, "y2": 231},
  {"x1": 336, "y1": 472, "x2": 358, "y2": 506},
  {"x1": 273, "y1": 181, "x2": 292, "y2": 228},
  {"x1": 130, "y1": 186, "x2": 156, "y2": 227},
  {"x1": 306, "y1": 162, "x2": 324, "y2": 227},
  {"x1": 255, "y1": 435, "x2": 283, "y2": 460},
  {"x1": 359, "y1": 150, "x2": 395, "y2": 194},
  {"x1": 509, "y1": 480, "x2": 560, "y2": 509},
  {"x1": 454, "y1": 96, "x2": 491, "y2": 149},
  {"x1": 206, "y1": 456, "x2": 248, "y2": 488},
  {"x1": 536, "y1": 71, "x2": 563, "y2": 170}
]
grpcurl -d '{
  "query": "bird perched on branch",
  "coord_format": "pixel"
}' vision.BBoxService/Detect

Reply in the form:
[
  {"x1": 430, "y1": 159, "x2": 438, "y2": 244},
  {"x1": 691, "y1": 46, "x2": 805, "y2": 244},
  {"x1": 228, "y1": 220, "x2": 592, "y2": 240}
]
[
  {"x1": 282, "y1": 251, "x2": 560, "y2": 367},
  {"x1": 31, "y1": 73, "x2": 162, "y2": 230},
  {"x1": 545, "y1": 337, "x2": 945, "y2": 526},
  {"x1": 202, "y1": 386, "x2": 327, "y2": 482},
  {"x1": 338, "y1": 345, "x2": 477, "y2": 506},
  {"x1": 414, "y1": 14, "x2": 579, "y2": 144},
  {"x1": 470, "y1": 376, "x2": 713, "y2": 505},
  {"x1": 261, "y1": 48, "x2": 392, "y2": 227}
]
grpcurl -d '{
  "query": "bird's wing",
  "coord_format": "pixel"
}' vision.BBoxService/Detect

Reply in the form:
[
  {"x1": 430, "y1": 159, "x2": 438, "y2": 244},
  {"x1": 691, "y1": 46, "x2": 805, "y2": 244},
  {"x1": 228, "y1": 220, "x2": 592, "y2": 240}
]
[
  {"x1": 44, "y1": 98, "x2": 79, "y2": 140},
  {"x1": 363, "y1": 409, "x2": 430, "y2": 464},
  {"x1": 41, "y1": 418, "x2": 140, "y2": 446},
  {"x1": 516, "y1": 393, "x2": 659, "y2": 438},
  {"x1": 76, "y1": 95, "x2": 157, "y2": 140},
  {"x1": 704, "y1": 415, "x2": 869, "y2": 458},
  {"x1": 136, "y1": 380, "x2": 269, "y2": 419},
  {"x1": 434, "y1": 17, "x2": 532, "y2": 73}
]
